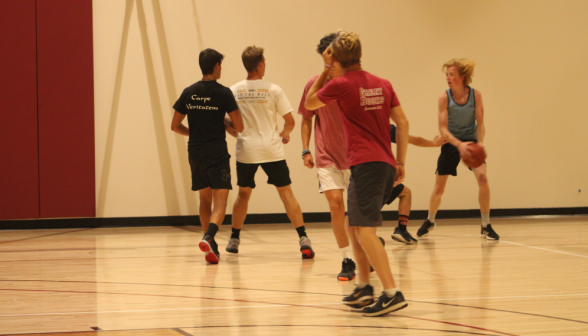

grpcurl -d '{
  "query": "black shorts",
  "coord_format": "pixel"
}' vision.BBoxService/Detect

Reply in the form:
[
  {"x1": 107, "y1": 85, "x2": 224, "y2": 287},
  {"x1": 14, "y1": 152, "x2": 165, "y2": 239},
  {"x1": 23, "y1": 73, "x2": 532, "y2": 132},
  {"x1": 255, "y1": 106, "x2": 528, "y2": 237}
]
[
  {"x1": 436, "y1": 140, "x2": 480, "y2": 176},
  {"x1": 385, "y1": 183, "x2": 405, "y2": 205},
  {"x1": 348, "y1": 162, "x2": 396, "y2": 227},
  {"x1": 188, "y1": 149, "x2": 232, "y2": 191},
  {"x1": 237, "y1": 160, "x2": 292, "y2": 188}
]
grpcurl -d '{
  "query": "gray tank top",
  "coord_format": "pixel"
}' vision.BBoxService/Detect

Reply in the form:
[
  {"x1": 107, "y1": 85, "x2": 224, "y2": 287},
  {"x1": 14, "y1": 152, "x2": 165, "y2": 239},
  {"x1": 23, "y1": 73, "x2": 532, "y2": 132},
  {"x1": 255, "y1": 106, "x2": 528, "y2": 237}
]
[{"x1": 447, "y1": 87, "x2": 477, "y2": 140}]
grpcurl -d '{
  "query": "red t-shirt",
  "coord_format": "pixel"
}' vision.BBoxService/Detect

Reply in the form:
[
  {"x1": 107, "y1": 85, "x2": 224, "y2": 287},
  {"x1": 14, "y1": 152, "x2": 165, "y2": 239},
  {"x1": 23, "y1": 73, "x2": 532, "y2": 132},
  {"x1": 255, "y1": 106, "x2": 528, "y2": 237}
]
[
  {"x1": 298, "y1": 76, "x2": 349, "y2": 170},
  {"x1": 317, "y1": 70, "x2": 400, "y2": 167}
]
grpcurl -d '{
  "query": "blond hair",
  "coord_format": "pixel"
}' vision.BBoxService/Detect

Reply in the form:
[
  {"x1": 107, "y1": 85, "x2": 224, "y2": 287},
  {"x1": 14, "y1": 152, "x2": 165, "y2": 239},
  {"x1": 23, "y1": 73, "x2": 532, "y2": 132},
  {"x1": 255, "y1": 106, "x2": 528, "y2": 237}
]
[
  {"x1": 242, "y1": 45, "x2": 264, "y2": 72},
  {"x1": 442, "y1": 58, "x2": 476, "y2": 86},
  {"x1": 331, "y1": 30, "x2": 361, "y2": 68}
]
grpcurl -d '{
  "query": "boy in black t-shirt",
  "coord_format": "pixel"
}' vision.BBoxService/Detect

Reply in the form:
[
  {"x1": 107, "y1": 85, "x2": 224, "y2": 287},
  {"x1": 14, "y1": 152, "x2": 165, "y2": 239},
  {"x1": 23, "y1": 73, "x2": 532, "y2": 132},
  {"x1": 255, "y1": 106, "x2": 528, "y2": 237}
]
[{"x1": 171, "y1": 48, "x2": 244, "y2": 264}]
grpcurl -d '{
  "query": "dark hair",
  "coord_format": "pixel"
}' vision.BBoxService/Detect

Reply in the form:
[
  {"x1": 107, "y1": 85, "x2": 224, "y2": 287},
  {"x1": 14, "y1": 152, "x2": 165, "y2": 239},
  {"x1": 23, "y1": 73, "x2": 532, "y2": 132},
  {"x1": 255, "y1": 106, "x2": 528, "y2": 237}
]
[
  {"x1": 199, "y1": 48, "x2": 224, "y2": 75},
  {"x1": 241, "y1": 46, "x2": 264, "y2": 72},
  {"x1": 316, "y1": 33, "x2": 337, "y2": 54}
]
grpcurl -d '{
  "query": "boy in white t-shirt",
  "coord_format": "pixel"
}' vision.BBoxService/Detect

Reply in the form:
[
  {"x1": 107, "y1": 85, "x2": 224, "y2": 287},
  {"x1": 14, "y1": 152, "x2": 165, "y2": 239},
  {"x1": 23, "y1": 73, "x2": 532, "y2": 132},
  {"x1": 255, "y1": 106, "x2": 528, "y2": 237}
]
[{"x1": 224, "y1": 46, "x2": 314, "y2": 259}]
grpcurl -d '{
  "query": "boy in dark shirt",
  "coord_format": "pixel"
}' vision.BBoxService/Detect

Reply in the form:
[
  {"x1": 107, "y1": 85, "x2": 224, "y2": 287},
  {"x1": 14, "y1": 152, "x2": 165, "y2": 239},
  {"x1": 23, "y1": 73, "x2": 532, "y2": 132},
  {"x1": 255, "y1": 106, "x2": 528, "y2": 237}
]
[{"x1": 171, "y1": 48, "x2": 243, "y2": 264}]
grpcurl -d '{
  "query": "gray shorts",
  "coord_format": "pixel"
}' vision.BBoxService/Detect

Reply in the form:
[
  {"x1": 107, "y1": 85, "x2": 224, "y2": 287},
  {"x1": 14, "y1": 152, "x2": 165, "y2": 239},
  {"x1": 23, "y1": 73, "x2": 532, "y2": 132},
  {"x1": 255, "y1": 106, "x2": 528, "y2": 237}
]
[{"x1": 347, "y1": 162, "x2": 397, "y2": 227}]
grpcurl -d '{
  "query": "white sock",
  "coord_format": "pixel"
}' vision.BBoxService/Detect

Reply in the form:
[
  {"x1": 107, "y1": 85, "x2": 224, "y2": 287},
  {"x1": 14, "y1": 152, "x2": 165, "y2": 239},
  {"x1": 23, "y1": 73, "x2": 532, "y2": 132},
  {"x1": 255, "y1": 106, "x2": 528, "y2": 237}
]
[
  {"x1": 428, "y1": 212, "x2": 436, "y2": 223},
  {"x1": 357, "y1": 281, "x2": 369, "y2": 289},
  {"x1": 384, "y1": 288, "x2": 398, "y2": 297},
  {"x1": 481, "y1": 213, "x2": 490, "y2": 227},
  {"x1": 340, "y1": 246, "x2": 351, "y2": 260}
]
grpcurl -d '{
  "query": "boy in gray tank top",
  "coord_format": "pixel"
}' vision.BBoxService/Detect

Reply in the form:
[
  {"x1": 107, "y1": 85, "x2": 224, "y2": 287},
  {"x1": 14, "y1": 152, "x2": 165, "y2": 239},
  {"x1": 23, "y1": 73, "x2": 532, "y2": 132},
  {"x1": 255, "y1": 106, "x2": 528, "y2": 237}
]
[{"x1": 417, "y1": 59, "x2": 499, "y2": 240}]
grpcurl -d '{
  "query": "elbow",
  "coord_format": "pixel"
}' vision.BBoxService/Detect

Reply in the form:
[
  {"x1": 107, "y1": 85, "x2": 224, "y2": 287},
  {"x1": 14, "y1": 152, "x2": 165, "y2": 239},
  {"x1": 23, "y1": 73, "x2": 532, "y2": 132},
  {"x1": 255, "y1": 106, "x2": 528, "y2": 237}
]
[{"x1": 170, "y1": 124, "x2": 177, "y2": 132}]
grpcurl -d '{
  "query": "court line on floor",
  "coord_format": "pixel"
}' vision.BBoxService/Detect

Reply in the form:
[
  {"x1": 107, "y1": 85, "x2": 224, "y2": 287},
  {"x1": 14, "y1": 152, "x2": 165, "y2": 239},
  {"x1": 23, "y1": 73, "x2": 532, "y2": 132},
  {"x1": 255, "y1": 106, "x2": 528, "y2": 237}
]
[
  {"x1": 0, "y1": 288, "x2": 518, "y2": 336},
  {"x1": 3, "y1": 279, "x2": 587, "y2": 326},
  {"x1": 500, "y1": 240, "x2": 588, "y2": 258},
  {"x1": 0, "y1": 229, "x2": 93, "y2": 246}
]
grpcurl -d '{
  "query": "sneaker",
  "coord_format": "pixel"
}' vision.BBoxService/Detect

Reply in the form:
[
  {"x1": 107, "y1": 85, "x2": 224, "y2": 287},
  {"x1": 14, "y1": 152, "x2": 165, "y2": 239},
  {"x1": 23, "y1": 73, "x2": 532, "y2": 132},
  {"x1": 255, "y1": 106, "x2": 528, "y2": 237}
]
[
  {"x1": 342, "y1": 284, "x2": 374, "y2": 308},
  {"x1": 199, "y1": 234, "x2": 220, "y2": 264},
  {"x1": 338, "y1": 258, "x2": 356, "y2": 281},
  {"x1": 299, "y1": 236, "x2": 315, "y2": 259},
  {"x1": 391, "y1": 227, "x2": 418, "y2": 245},
  {"x1": 481, "y1": 224, "x2": 499, "y2": 240},
  {"x1": 225, "y1": 238, "x2": 240, "y2": 253},
  {"x1": 362, "y1": 291, "x2": 408, "y2": 317},
  {"x1": 417, "y1": 219, "x2": 436, "y2": 237}
]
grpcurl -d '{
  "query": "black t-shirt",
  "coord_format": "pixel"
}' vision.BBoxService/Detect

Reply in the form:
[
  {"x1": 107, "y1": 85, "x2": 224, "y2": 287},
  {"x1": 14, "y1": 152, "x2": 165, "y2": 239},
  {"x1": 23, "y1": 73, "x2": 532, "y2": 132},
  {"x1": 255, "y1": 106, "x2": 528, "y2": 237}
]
[{"x1": 173, "y1": 80, "x2": 238, "y2": 155}]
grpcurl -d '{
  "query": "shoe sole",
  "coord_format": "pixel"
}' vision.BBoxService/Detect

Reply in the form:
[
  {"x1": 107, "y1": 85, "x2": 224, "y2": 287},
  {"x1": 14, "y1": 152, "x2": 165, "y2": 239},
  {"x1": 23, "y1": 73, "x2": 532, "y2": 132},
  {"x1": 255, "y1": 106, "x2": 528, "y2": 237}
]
[
  {"x1": 226, "y1": 248, "x2": 239, "y2": 253},
  {"x1": 363, "y1": 301, "x2": 408, "y2": 317},
  {"x1": 343, "y1": 296, "x2": 374, "y2": 309},
  {"x1": 391, "y1": 234, "x2": 414, "y2": 245},
  {"x1": 199, "y1": 241, "x2": 219, "y2": 264},
  {"x1": 337, "y1": 274, "x2": 356, "y2": 281},
  {"x1": 301, "y1": 247, "x2": 315, "y2": 259}
]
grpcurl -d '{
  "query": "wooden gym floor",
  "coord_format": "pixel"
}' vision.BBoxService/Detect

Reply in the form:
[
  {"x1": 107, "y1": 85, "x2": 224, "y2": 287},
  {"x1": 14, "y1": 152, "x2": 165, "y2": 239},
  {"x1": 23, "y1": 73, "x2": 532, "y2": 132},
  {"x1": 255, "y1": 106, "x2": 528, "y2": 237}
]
[{"x1": 0, "y1": 216, "x2": 587, "y2": 335}]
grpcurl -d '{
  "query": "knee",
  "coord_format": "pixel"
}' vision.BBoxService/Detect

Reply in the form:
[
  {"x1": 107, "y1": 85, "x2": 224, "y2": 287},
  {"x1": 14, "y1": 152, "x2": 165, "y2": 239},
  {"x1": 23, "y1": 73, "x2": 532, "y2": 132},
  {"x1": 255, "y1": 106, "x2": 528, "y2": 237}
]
[
  {"x1": 200, "y1": 198, "x2": 212, "y2": 208},
  {"x1": 237, "y1": 189, "x2": 252, "y2": 202},
  {"x1": 328, "y1": 195, "x2": 345, "y2": 213},
  {"x1": 401, "y1": 186, "x2": 412, "y2": 199},
  {"x1": 432, "y1": 185, "x2": 445, "y2": 197},
  {"x1": 477, "y1": 174, "x2": 489, "y2": 187}
]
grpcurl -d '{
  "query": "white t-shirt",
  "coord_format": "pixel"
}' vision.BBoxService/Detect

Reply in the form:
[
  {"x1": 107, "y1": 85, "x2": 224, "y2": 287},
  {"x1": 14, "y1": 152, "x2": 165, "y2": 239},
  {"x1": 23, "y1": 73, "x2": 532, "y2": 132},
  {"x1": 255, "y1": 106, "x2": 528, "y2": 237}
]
[{"x1": 231, "y1": 79, "x2": 293, "y2": 163}]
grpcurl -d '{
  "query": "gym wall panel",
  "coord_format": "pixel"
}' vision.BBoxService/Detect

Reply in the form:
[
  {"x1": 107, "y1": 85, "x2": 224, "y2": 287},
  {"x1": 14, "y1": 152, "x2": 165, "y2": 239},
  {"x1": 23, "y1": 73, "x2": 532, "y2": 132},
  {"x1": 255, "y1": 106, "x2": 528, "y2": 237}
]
[
  {"x1": 0, "y1": 0, "x2": 39, "y2": 220},
  {"x1": 37, "y1": 0, "x2": 95, "y2": 218}
]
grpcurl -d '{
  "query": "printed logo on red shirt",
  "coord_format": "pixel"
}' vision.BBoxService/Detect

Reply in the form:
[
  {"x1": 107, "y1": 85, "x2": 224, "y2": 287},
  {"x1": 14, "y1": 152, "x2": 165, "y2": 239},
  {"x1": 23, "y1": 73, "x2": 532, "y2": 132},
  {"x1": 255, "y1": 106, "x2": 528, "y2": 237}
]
[{"x1": 360, "y1": 87, "x2": 385, "y2": 110}]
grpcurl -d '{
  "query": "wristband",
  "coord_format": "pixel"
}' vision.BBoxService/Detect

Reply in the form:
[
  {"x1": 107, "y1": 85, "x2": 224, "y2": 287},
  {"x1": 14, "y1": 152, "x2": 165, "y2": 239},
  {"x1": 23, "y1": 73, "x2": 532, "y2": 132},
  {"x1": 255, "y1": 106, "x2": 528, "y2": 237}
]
[
  {"x1": 302, "y1": 149, "x2": 311, "y2": 159},
  {"x1": 324, "y1": 64, "x2": 332, "y2": 68}
]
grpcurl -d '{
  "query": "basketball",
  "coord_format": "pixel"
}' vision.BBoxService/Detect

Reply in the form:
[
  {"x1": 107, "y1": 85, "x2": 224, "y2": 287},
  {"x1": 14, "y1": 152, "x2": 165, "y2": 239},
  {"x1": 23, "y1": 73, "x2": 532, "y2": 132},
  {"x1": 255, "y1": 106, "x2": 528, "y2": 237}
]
[{"x1": 461, "y1": 143, "x2": 486, "y2": 169}]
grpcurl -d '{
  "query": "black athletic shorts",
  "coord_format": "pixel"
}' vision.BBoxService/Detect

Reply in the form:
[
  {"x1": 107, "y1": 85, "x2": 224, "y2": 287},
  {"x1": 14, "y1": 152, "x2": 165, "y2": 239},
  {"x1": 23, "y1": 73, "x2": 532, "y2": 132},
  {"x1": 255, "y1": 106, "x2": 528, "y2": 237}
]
[
  {"x1": 348, "y1": 162, "x2": 396, "y2": 227},
  {"x1": 385, "y1": 183, "x2": 405, "y2": 205},
  {"x1": 188, "y1": 149, "x2": 232, "y2": 191},
  {"x1": 237, "y1": 160, "x2": 292, "y2": 188},
  {"x1": 436, "y1": 139, "x2": 480, "y2": 176}
]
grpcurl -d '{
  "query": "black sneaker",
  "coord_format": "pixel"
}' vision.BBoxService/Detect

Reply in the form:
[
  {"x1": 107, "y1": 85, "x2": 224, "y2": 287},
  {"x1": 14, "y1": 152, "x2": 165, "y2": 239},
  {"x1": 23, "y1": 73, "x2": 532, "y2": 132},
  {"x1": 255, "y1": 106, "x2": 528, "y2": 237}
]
[
  {"x1": 342, "y1": 284, "x2": 374, "y2": 308},
  {"x1": 417, "y1": 219, "x2": 436, "y2": 237},
  {"x1": 338, "y1": 258, "x2": 356, "y2": 281},
  {"x1": 391, "y1": 227, "x2": 418, "y2": 245},
  {"x1": 481, "y1": 224, "x2": 499, "y2": 240},
  {"x1": 199, "y1": 234, "x2": 220, "y2": 264},
  {"x1": 362, "y1": 291, "x2": 408, "y2": 317}
]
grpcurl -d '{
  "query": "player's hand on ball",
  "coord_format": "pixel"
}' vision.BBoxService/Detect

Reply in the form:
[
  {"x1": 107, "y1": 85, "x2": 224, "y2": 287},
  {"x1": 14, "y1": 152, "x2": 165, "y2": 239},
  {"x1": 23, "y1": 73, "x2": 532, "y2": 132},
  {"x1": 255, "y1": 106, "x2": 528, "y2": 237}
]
[
  {"x1": 303, "y1": 153, "x2": 315, "y2": 169},
  {"x1": 458, "y1": 141, "x2": 473, "y2": 158}
]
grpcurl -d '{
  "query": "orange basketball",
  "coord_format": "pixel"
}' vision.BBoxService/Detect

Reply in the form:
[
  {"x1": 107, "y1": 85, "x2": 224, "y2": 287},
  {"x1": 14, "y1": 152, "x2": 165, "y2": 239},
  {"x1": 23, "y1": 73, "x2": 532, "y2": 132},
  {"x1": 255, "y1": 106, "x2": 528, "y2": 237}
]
[{"x1": 461, "y1": 143, "x2": 486, "y2": 169}]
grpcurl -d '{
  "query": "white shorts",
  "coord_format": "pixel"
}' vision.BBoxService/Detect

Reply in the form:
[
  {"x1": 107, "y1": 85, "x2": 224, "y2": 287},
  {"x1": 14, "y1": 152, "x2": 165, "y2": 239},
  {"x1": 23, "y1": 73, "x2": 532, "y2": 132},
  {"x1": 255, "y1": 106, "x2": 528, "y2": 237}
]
[{"x1": 317, "y1": 166, "x2": 351, "y2": 193}]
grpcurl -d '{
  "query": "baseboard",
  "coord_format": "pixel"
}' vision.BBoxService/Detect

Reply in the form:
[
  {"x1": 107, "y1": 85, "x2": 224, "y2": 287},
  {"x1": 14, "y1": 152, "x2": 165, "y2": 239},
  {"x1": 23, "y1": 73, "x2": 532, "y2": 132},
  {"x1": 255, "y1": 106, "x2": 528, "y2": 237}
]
[{"x1": 1, "y1": 207, "x2": 586, "y2": 230}]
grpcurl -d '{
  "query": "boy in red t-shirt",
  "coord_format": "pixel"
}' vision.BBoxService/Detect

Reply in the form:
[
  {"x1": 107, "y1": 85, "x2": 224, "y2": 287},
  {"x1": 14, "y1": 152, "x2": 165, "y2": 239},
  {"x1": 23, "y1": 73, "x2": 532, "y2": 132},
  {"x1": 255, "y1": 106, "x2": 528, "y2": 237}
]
[{"x1": 305, "y1": 30, "x2": 409, "y2": 317}]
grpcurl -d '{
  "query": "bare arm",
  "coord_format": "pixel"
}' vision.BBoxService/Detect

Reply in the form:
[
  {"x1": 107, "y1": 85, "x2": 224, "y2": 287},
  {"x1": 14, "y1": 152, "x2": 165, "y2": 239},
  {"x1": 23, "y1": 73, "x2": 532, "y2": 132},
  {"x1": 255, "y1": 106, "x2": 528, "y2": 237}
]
[
  {"x1": 171, "y1": 111, "x2": 189, "y2": 136},
  {"x1": 280, "y1": 112, "x2": 295, "y2": 144},
  {"x1": 474, "y1": 90, "x2": 485, "y2": 145},
  {"x1": 408, "y1": 134, "x2": 448, "y2": 147},
  {"x1": 228, "y1": 109, "x2": 244, "y2": 133},
  {"x1": 390, "y1": 105, "x2": 409, "y2": 182},
  {"x1": 304, "y1": 46, "x2": 334, "y2": 110},
  {"x1": 301, "y1": 116, "x2": 315, "y2": 168}
]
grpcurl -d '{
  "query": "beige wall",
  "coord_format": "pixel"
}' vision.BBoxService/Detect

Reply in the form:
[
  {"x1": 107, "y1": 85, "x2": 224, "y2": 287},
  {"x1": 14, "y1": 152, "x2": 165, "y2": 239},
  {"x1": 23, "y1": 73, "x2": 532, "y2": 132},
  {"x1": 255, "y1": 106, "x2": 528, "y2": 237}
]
[{"x1": 93, "y1": 0, "x2": 588, "y2": 218}]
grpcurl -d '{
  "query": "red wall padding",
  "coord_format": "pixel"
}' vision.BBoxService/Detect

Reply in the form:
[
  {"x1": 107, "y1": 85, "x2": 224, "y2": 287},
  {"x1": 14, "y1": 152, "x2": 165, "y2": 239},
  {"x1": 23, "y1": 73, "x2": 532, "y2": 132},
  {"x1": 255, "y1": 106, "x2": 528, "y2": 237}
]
[
  {"x1": 0, "y1": 0, "x2": 40, "y2": 220},
  {"x1": 37, "y1": 0, "x2": 95, "y2": 218}
]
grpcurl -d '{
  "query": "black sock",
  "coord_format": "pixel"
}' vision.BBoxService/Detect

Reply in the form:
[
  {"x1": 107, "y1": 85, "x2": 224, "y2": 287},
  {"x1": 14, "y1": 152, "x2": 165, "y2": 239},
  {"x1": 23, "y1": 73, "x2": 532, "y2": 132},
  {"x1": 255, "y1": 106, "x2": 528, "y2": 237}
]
[
  {"x1": 206, "y1": 223, "x2": 219, "y2": 238},
  {"x1": 296, "y1": 226, "x2": 307, "y2": 238},
  {"x1": 398, "y1": 215, "x2": 409, "y2": 229},
  {"x1": 231, "y1": 228, "x2": 241, "y2": 239}
]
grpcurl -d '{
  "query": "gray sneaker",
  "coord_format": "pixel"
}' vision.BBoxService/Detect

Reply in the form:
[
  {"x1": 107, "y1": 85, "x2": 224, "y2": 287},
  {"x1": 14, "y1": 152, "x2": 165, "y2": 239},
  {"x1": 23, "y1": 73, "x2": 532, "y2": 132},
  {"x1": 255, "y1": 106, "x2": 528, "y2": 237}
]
[
  {"x1": 225, "y1": 238, "x2": 240, "y2": 253},
  {"x1": 299, "y1": 236, "x2": 315, "y2": 259}
]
